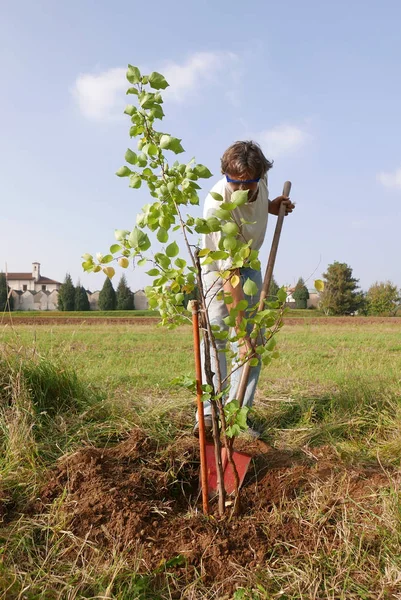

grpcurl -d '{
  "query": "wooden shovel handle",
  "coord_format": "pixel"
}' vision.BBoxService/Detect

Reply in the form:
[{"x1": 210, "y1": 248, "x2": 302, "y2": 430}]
[{"x1": 191, "y1": 300, "x2": 209, "y2": 514}]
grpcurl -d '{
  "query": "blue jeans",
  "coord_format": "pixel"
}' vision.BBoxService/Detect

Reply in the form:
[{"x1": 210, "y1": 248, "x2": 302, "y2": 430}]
[{"x1": 197, "y1": 267, "x2": 263, "y2": 419}]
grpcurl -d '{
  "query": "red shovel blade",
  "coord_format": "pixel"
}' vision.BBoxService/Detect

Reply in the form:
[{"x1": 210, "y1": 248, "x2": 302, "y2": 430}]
[{"x1": 205, "y1": 442, "x2": 252, "y2": 497}]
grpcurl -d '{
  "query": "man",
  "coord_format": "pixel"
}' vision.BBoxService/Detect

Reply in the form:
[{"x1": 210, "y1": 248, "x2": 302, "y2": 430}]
[{"x1": 194, "y1": 140, "x2": 295, "y2": 438}]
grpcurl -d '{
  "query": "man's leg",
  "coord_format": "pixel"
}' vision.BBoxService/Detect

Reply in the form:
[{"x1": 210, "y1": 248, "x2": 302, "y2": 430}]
[
  {"x1": 195, "y1": 271, "x2": 229, "y2": 422},
  {"x1": 228, "y1": 267, "x2": 263, "y2": 410}
]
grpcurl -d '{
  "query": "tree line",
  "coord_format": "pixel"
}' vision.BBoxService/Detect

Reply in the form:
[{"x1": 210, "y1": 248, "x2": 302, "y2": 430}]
[
  {"x1": 1, "y1": 264, "x2": 400, "y2": 315},
  {"x1": 57, "y1": 274, "x2": 135, "y2": 311}
]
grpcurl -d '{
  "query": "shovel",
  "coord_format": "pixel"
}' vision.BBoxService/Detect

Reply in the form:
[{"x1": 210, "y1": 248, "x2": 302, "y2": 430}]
[{"x1": 193, "y1": 182, "x2": 291, "y2": 503}]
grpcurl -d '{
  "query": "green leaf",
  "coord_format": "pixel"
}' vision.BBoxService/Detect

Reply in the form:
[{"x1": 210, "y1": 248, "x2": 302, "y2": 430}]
[
  {"x1": 116, "y1": 166, "x2": 132, "y2": 177},
  {"x1": 144, "y1": 143, "x2": 158, "y2": 156},
  {"x1": 127, "y1": 65, "x2": 141, "y2": 84},
  {"x1": 148, "y1": 71, "x2": 169, "y2": 90},
  {"x1": 137, "y1": 258, "x2": 147, "y2": 267},
  {"x1": 137, "y1": 153, "x2": 147, "y2": 167},
  {"x1": 198, "y1": 248, "x2": 210, "y2": 257},
  {"x1": 114, "y1": 229, "x2": 130, "y2": 241},
  {"x1": 129, "y1": 174, "x2": 142, "y2": 188},
  {"x1": 149, "y1": 104, "x2": 165, "y2": 119},
  {"x1": 210, "y1": 192, "x2": 223, "y2": 202},
  {"x1": 209, "y1": 250, "x2": 229, "y2": 260},
  {"x1": 222, "y1": 222, "x2": 239, "y2": 236},
  {"x1": 265, "y1": 337, "x2": 277, "y2": 351},
  {"x1": 277, "y1": 287, "x2": 287, "y2": 303},
  {"x1": 101, "y1": 254, "x2": 113, "y2": 264},
  {"x1": 129, "y1": 227, "x2": 151, "y2": 251},
  {"x1": 126, "y1": 87, "x2": 138, "y2": 95},
  {"x1": 125, "y1": 149, "x2": 137, "y2": 165},
  {"x1": 231, "y1": 190, "x2": 249, "y2": 206},
  {"x1": 124, "y1": 104, "x2": 136, "y2": 116},
  {"x1": 236, "y1": 299, "x2": 248, "y2": 311},
  {"x1": 223, "y1": 236, "x2": 237, "y2": 252},
  {"x1": 159, "y1": 135, "x2": 185, "y2": 154},
  {"x1": 110, "y1": 244, "x2": 121, "y2": 253},
  {"x1": 146, "y1": 269, "x2": 160, "y2": 276},
  {"x1": 243, "y1": 278, "x2": 258, "y2": 296},
  {"x1": 206, "y1": 217, "x2": 220, "y2": 232},
  {"x1": 166, "y1": 241, "x2": 179, "y2": 257},
  {"x1": 194, "y1": 164, "x2": 213, "y2": 178},
  {"x1": 175, "y1": 258, "x2": 186, "y2": 268},
  {"x1": 157, "y1": 227, "x2": 169, "y2": 243}
]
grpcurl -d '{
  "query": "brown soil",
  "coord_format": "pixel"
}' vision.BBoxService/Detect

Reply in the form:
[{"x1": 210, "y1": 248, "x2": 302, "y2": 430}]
[{"x1": 37, "y1": 429, "x2": 397, "y2": 596}]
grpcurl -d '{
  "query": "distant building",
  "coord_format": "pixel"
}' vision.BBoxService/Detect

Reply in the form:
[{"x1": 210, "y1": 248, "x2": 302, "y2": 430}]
[
  {"x1": 133, "y1": 290, "x2": 148, "y2": 310},
  {"x1": 7, "y1": 262, "x2": 62, "y2": 311},
  {"x1": 285, "y1": 286, "x2": 320, "y2": 309},
  {"x1": 6, "y1": 262, "x2": 149, "y2": 311}
]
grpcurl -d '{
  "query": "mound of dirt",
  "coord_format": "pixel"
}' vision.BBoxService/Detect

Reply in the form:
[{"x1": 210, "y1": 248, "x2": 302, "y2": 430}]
[{"x1": 39, "y1": 430, "x2": 397, "y2": 594}]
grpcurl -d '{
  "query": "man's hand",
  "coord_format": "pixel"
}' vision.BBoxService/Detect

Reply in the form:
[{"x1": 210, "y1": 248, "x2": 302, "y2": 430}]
[{"x1": 269, "y1": 195, "x2": 295, "y2": 216}]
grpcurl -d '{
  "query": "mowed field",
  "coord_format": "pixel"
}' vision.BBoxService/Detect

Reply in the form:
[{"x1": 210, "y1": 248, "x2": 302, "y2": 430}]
[{"x1": 1, "y1": 315, "x2": 401, "y2": 599}]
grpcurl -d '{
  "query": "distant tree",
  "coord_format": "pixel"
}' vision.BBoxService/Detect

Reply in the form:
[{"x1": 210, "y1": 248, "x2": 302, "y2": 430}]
[
  {"x1": 268, "y1": 276, "x2": 280, "y2": 302},
  {"x1": 366, "y1": 281, "x2": 400, "y2": 316},
  {"x1": 99, "y1": 277, "x2": 116, "y2": 310},
  {"x1": 319, "y1": 261, "x2": 364, "y2": 315},
  {"x1": 116, "y1": 275, "x2": 134, "y2": 310},
  {"x1": 0, "y1": 272, "x2": 13, "y2": 311},
  {"x1": 74, "y1": 285, "x2": 90, "y2": 311},
  {"x1": 292, "y1": 277, "x2": 310, "y2": 309},
  {"x1": 58, "y1": 273, "x2": 76, "y2": 311}
]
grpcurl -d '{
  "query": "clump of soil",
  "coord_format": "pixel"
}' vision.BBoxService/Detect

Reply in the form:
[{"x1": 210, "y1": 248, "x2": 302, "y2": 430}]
[{"x1": 39, "y1": 429, "x2": 398, "y2": 594}]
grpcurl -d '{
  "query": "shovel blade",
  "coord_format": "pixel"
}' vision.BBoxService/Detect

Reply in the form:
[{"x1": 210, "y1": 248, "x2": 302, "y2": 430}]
[{"x1": 205, "y1": 442, "x2": 252, "y2": 497}]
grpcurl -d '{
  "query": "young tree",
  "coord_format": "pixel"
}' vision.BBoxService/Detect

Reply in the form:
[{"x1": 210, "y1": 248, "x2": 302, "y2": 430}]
[
  {"x1": 268, "y1": 276, "x2": 280, "y2": 302},
  {"x1": 75, "y1": 285, "x2": 90, "y2": 311},
  {"x1": 366, "y1": 281, "x2": 400, "y2": 316},
  {"x1": 116, "y1": 275, "x2": 134, "y2": 310},
  {"x1": 99, "y1": 277, "x2": 116, "y2": 310},
  {"x1": 82, "y1": 65, "x2": 288, "y2": 515},
  {"x1": 58, "y1": 273, "x2": 76, "y2": 311},
  {"x1": 0, "y1": 273, "x2": 13, "y2": 311},
  {"x1": 320, "y1": 261, "x2": 364, "y2": 315},
  {"x1": 292, "y1": 277, "x2": 309, "y2": 309}
]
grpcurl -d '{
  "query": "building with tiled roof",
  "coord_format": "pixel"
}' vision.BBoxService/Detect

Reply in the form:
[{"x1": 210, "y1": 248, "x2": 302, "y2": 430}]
[{"x1": 7, "y1": 263, "x2": 62, "y2": 310}]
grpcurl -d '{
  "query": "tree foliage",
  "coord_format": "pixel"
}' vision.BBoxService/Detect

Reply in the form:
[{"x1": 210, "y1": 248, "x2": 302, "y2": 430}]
[
  {"x1": 366, "y1": 281, "x2": 400, "y2": 316},
  {"x1": 268, "y1": 276, "x2": 280, "y2": 302},
  {"x1": 0, "y1": 273, "x2": 13, "y2": 311},
  {"x1": 292, "y1": 277, "x2": 309, "y2": 309},
  {"x1": 319, "y1": 262, "x2": 364, "y2": 315},
  {"x1": 116, "y1": 275, "x2": 134, "y2": 310},
  {"x1": 58, "y1": 273, "x2": 75, "y2": 311},
  {"x1": 74, "y1": 285, "x2": 90, "y2": 311},
  {"x1": 82, "y1": 64, "x2": 288, "y2": 514},
  {"x1": 99, "y1": 277, "x2": 116, "y2": 311}
]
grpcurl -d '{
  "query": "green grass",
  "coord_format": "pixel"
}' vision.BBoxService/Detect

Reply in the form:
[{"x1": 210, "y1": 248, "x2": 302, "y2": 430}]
[{"x1": 1, "y1": 318, "x2": 401, "y2": 598}]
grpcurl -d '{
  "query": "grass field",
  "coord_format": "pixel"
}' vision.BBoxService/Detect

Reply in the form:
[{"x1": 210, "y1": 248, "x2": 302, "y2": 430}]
[{"x1": 1, "y1": 316, "x2": 401, "y2": 598}]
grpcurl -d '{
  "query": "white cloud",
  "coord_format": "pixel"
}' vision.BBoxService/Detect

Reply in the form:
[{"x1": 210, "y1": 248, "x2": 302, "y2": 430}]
[
  {"x1": 162, "y1": 51, "x2": 238, "y2": 102},
  {"x1": 72, "y1": 52, "x2": 239, "y2": 120},
  {"x1": 72, "y1": 67, "x2": 127, "y2": 120},
  {"x1": 255, "y1": 124, "x2": 309, "y2": 158},
  {"x1": 377, "y1": 167, "x2": 401, "y2": 190}
]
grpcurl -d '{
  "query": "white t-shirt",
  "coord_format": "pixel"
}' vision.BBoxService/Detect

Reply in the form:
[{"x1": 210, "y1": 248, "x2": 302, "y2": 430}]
[{"x1": 201, "y1": 176, "x2": 269, "y2": 273}]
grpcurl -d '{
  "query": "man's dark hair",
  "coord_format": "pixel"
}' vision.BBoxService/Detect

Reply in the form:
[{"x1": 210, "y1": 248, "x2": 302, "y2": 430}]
[{"x1": 220, "y1": 141, "x2": 273, "y2": 179}]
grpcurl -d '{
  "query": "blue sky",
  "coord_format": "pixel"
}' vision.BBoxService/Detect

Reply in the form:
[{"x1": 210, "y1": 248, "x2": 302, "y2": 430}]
[{"x1": 1, "y1": 0, "x2": 400, "y2": 293}]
